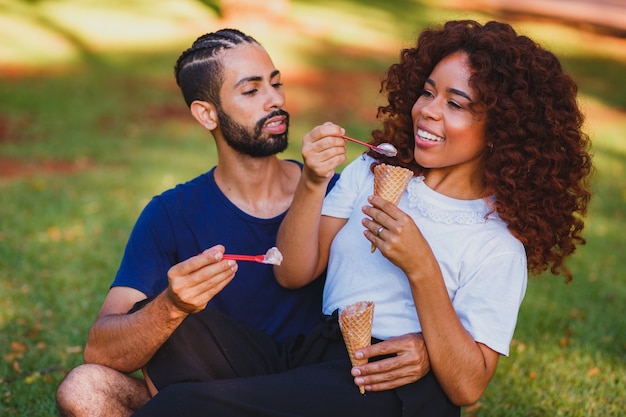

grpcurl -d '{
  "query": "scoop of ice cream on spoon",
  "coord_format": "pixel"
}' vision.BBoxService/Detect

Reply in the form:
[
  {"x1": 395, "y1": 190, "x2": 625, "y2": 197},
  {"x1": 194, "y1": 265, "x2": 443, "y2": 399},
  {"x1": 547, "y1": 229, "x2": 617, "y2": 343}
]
[
  {"x1": 342, "y1": 135, "x2": 397, "y2": 157},
  {"x1": 375, "y1": 143, "x2": 398, "y2": 157},
  {"x1": 262, "y1": 247, "x2": 283, "y2": 265}
]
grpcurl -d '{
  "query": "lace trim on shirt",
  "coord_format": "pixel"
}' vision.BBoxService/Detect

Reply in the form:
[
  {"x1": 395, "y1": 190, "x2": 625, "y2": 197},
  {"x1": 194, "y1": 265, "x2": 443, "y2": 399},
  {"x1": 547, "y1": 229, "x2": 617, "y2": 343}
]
[{"x1": 407, "y1": 176, "x2": 495, "y2": 225}]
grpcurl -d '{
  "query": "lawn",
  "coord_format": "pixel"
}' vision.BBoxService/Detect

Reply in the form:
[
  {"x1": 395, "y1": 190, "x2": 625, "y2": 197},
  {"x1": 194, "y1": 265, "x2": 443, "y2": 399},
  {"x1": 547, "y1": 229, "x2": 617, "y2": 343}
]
[{"x1": 1, "y1": 0, "x2": 624, "y2": 416}]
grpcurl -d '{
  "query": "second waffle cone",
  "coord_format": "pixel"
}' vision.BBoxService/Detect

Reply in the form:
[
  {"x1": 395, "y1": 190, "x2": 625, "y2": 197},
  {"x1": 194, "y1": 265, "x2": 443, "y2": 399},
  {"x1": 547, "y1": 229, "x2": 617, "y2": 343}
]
[{"x1": 339, "y1": 301, "x2": 375, "y2": 394}]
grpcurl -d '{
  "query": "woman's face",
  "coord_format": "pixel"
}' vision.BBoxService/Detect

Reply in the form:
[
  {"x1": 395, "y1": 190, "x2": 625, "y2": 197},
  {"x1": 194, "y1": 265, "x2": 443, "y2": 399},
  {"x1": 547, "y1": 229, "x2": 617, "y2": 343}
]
[{"x1": 411, "y1": 51, "x2": 488, "y2": 181}]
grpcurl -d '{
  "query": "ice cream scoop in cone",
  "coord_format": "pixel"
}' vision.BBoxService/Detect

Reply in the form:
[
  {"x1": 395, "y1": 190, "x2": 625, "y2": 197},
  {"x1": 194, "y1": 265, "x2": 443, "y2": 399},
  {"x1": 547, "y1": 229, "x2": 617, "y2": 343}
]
[
  {"x1": 339, "y1": 301, "x2": 375, "y2": 394},
  {"x1": 371, "y1": 163, "x2": 413, "y2": 252}
]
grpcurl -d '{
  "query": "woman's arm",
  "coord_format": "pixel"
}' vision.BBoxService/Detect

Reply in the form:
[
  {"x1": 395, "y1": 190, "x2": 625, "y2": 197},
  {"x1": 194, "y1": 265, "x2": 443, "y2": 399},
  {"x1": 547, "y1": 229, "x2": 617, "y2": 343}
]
[
  {"x1": 363, "y1": 195, "x2": 499, "y2": 405},
  {"x1": 275, "y1": 123, "x2": 348, "y2": 288},
  {"x1": 407, "y1": 257, "x2": 499, "y2": 405}
]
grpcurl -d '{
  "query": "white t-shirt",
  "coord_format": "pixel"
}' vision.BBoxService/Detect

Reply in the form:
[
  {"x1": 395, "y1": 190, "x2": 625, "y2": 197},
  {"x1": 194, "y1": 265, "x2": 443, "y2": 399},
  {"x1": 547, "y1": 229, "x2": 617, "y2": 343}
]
[{"x1": 321, "y1": 155, "x2": 527, "y2": 356}]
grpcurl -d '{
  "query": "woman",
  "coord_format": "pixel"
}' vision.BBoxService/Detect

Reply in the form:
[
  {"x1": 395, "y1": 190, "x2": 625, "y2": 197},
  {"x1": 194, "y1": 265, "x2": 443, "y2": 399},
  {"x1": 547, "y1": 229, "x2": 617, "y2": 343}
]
[{"x1": 276, "y1": 19, "x2": 591, "y2": 406}]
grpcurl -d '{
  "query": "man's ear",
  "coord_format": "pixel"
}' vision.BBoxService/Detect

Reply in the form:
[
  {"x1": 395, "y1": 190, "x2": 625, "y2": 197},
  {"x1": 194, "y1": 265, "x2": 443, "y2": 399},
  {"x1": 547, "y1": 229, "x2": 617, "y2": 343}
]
[{"x1": 190, "y1": 100, "x2": 218, "y2": 131}]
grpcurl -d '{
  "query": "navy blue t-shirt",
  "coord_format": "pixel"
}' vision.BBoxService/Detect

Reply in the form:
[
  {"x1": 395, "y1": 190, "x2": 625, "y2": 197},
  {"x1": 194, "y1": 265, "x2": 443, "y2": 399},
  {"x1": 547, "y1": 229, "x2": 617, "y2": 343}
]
[{"x1": 112, "y1": 162, "x2": 339, "y2": 343}]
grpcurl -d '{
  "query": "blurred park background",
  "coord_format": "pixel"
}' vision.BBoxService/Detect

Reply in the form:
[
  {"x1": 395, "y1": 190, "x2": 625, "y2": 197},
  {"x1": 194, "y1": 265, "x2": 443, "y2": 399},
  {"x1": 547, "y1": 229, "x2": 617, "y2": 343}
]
[{"x1": 1, "y1": 0, "x2": 625, "y2": 415}]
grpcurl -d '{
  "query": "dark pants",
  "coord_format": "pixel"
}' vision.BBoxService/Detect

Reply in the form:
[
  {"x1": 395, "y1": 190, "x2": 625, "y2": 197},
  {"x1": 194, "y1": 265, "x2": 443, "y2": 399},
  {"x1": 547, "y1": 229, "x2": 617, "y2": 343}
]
[{"x1": 131, "y1": 307, "x2": 459, "y2": 417}]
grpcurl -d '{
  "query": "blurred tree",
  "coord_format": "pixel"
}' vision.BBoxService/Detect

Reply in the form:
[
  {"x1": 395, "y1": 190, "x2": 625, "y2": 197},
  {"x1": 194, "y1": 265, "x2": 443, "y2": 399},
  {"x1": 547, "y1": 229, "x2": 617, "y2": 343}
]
[
  {"x1": 220, "y1": 0, "x2": 290, "y2": 20},
  {"x1": 194, "y1": 0, "x2": 221, "y2": 14}
]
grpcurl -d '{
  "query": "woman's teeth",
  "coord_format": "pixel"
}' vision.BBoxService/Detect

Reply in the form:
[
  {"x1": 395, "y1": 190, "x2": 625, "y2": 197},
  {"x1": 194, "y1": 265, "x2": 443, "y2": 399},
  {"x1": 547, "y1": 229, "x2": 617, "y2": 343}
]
[{"x1": 418, "y1": 129, "x2": 444, "y2": 142}]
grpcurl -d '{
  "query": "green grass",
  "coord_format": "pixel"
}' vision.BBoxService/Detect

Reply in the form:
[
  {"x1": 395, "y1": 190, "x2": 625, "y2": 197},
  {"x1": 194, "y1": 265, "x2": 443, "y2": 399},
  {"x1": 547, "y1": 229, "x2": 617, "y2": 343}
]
[{"x1": 1, "y1": 1, "x2": 625, "y2": 416}]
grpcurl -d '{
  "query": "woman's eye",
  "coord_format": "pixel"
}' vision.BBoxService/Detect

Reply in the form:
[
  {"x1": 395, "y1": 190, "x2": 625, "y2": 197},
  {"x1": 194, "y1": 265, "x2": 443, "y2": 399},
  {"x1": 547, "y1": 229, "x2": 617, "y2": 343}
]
[{"x1": 242, "y1": 89, "x2": 257, "y2": 96}]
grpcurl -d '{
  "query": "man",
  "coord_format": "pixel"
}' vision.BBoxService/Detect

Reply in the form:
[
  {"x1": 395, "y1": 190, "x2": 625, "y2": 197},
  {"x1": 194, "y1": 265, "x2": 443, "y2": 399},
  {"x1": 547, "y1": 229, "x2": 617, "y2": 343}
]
[{"x1": 56, "y1": 29, "x2": 430, "y2": 417}]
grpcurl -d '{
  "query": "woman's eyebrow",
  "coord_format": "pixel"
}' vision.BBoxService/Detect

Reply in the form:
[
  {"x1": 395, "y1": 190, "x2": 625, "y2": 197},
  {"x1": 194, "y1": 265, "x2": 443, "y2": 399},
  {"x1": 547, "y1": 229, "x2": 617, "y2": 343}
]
[
  {"x1": 447, "y1": 87, "x2": 472, "y2": 101},
  {"x1": 425, "y1": 78, "x2": 472, "y2": 101}
]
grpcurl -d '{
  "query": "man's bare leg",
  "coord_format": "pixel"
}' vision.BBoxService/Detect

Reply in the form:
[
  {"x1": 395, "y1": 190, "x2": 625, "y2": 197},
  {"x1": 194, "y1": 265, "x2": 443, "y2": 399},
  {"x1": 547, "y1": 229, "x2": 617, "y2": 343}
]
[{"x1": 56, "y1": 364, "x2": 150, "y2": 417}]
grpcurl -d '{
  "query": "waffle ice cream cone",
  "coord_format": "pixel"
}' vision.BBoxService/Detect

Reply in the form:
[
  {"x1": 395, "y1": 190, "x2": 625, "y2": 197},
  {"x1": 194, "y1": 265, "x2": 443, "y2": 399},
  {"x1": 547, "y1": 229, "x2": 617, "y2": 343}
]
[
  {"x1": 339, "y1": 301, "x2": 375, "y2": 394},
  {"x1": 371, "y1": 163, "x2": 413, "y2": 252}
]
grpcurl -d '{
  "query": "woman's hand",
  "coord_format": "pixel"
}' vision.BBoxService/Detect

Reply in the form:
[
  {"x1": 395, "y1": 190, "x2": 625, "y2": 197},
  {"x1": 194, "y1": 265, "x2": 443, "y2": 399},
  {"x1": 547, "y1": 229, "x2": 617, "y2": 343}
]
[
  {"x1": 362, "y1": 195, "x2": 434, "y2": 275},
  {"x1": 301, "y1": 122, "x2": 347, "y2": 185}
]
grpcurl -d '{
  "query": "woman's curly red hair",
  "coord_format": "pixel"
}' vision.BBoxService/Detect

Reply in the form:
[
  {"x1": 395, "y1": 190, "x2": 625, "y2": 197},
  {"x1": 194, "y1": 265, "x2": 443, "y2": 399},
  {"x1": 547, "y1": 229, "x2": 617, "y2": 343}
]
[{"x1": 370, "y1": 20, "x2": 593, "y2": 282}]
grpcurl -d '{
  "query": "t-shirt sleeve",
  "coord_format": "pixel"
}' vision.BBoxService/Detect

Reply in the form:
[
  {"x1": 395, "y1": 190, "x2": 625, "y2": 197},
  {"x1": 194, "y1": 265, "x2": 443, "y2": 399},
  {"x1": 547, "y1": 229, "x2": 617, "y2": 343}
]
[
  {"x1": 322, "y1": 155, "x2": 371, "y2": 218},
  {"x1": 110, "y1": 197, "x2": 177, "y2": 297},
  {"x1": 452, "y1": 252, "x2": 528, "y2": 356}
]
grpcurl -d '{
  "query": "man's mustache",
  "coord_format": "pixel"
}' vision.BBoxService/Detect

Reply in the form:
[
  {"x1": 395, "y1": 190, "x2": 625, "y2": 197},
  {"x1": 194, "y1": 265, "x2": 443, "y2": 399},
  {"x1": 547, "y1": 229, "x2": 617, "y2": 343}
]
[{"x1": 257, "y1": 109, "x2": 290, "y2": 129}]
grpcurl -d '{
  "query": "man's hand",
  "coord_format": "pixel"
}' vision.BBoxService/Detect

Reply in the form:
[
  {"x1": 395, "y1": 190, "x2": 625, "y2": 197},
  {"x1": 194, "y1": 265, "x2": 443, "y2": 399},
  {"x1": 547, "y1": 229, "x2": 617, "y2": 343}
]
[
  {"x1": 167, "y1": 245, "x2": 238, "y2": 315},
  {"x1": 85, "y1": 245, "x2": 238, "y2": 371},
  {"x1": 351, "y1": 333, "x2": 430, "y2": 392}
]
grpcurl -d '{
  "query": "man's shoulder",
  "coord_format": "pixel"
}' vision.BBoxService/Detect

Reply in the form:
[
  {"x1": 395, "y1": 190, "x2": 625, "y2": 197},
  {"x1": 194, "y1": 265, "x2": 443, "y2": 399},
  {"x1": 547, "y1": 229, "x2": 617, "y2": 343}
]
[{"x1": 158, "y1": 169, "x2": 215, "y2": 199}]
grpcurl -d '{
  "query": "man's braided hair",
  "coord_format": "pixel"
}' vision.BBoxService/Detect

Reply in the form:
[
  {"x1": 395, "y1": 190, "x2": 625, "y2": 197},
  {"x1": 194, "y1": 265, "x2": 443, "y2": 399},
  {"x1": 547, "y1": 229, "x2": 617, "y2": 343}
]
[{"x1": 174, "y1": 29, "x2": 260, "y2": 107}]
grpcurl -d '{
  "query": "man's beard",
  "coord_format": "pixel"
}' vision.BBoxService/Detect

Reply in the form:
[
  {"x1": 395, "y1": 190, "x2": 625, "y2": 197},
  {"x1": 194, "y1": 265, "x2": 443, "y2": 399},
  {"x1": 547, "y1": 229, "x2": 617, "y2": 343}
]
[{"x1": 217, "y1": 108, "x2": 289, "y2": 157}]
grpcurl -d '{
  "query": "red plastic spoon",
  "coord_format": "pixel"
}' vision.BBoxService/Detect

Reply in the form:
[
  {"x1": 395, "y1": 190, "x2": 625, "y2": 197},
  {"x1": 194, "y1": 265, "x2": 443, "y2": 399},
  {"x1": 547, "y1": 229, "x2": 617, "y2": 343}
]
[
  {"x1": 222, "y1": 247, "x2": 283, "y2": 265},
  {"x1": 222, "y1": 254, "x2": 266, "y2": 263}
]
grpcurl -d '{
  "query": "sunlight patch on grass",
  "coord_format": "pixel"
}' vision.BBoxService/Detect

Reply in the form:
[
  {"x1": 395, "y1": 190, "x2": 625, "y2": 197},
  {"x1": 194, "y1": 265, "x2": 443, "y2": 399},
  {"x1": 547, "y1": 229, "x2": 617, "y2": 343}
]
[
  {"x1": 0, "y1": 15, "x2": 77, "y2": 66},
  {"x1": 524, "y1": 22, "x2": 626, "y2": 62},
  {"x1": 0, "y1": 0, "x2": 218, "y2": 68},
  {"x1": 518, "y1": 22, "x2": 594, "y2": 55},
  {"x1": 41, "y1": 0, "x2": 217, "y2": 51},
  {"x1": 291, "y1": 2, "x2": 404, "y2": 51},
  {"x1": 589, "y1": 122, "x2": 626, "y2": 155}
]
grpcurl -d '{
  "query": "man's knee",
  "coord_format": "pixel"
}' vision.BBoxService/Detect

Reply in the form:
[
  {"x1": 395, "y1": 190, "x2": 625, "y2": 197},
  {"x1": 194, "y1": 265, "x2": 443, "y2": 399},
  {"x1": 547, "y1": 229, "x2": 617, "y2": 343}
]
[
  {"x1": 57, "y1": 364, "x2": 110, "y2": 416},
  {"x1": 56, "y1": 363, "x2": 148, "y2": 417}
]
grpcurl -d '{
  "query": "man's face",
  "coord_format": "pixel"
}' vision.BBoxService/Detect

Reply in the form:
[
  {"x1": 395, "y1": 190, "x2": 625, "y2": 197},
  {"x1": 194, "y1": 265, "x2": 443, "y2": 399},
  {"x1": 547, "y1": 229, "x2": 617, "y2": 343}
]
[{"x1": 216, "y1": 43, "x2": 289, "y2": 157}]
